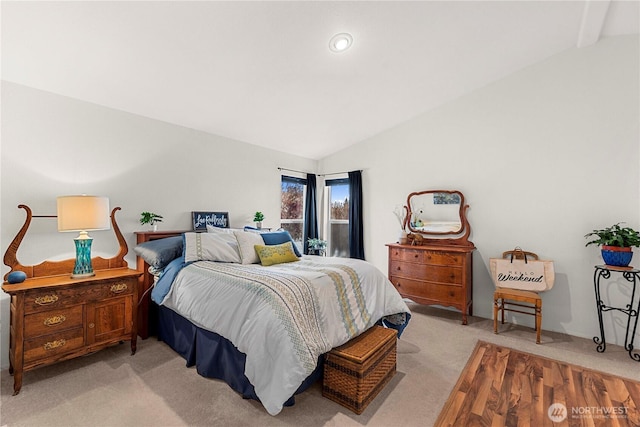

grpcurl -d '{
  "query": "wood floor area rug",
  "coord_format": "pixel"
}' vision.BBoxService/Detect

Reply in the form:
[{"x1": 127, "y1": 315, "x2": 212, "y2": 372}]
[{"x1": 435, "y1": 340, "x2": 640, "y2": 427}]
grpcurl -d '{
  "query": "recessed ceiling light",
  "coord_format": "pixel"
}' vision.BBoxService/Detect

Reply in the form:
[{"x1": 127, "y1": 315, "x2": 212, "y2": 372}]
[{"x1": 329, "y1": 33, "x2": 353, "y2": 53}]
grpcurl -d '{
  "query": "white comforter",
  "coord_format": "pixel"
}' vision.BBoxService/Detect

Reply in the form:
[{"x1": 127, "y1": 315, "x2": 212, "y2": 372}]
[{"x1": 159, "y1": 256, "x2": 410, "y2": 415}]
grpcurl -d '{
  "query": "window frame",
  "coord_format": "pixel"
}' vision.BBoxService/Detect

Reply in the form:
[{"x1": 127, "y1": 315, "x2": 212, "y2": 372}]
[
  {"x1": 280, "y1": 175, "x2": 307, "y2": 253},
  {"x1": 324, "y1": 177, "x2": 350, "y2": 258}
]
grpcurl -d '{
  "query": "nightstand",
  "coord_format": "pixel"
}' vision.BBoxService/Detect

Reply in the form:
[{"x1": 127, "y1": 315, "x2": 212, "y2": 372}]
[
  {"x1": 135, "y1": 230, "x2": 190, "y2": 338},
  {"x1": 2, "y1": 267, "x2": 142, "y2": 395}
]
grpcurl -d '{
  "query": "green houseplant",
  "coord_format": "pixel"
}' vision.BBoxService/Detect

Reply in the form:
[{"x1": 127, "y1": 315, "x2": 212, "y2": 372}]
[
  {"x1": 585, "y1": 223, "x2": 640, "y2": 267},
  {"x1": 307, "y1": 238, "x2": 327, "y2": 256},
  {"x1": 307, "y1": 238, "x2": 327, "y2": 250},
  {"x1": 140, "y1": 212, "x2": 163, "y2": 231},
  {"x1": 253, "y1": 211, "x2": 265, "y2": 229}
]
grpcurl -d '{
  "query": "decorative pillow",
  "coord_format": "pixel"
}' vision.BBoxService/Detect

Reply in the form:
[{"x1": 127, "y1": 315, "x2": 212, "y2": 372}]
[
  {"x1": 260, "y1": 230, "x2": 302, "y2": 257},
  {"x1": 255, "y1": 241, "x2": 300, "y2": 266},
  {"x1": 183, "y1": 232, "x2": 241, "y2": 263},
  {"x1": 134, "y1": 236, "x2": 183, "y2": 269},
  {"x1": 207, "y1": 225, "x2": 243, "y2": 234},
  {"x1": 233, "y1": 230, "x2": 264, "y2": 264}
]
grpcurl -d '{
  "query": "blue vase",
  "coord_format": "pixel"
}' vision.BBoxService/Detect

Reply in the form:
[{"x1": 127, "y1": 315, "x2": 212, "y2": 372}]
[{"x1": 601, "y1": 247, "x2": 633, "y2": 267}]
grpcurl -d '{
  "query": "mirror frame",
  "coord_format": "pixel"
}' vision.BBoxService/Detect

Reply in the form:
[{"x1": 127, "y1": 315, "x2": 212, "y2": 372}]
[{"x1": 405, "y1": 189, "x2": 473, "y2": 247}]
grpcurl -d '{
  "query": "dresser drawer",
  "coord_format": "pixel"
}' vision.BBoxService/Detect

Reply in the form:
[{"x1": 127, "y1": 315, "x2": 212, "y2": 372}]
[
  {"x1": 389, "y1": 248, "x2": 423, "y2": 263},
  {"x1": 389, "y1": 261, "x2": 463, "y2": 284},
  {"x1": 24, "y1": 279, "x2": 135, "y2": 314},
  {"x1": 389, "y1": 276, "x2": 462, "y2": 305},
  {"x1": 422, "y1": 251, "x2": 464, "y2": 266},
  {"x1": 389, "y1": 248, "x2": 464, "y2": 266},
  {"x1": 23, "y1": 327, "x2": 85, "y2": 364},
  {"x1": 24, "y1": 305, "x2": 84, "y2": 338}
]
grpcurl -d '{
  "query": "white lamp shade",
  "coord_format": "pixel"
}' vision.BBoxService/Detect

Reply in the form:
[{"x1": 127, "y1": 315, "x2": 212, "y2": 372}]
[{"x1": 57, "y1": 195, "x2": 111, "y2": 232}]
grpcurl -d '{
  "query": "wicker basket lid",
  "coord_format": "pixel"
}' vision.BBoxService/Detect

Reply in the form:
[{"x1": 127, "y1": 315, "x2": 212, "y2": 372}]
[{"x1": 331, "y1": 326, "x2": 397, "y2": 363}]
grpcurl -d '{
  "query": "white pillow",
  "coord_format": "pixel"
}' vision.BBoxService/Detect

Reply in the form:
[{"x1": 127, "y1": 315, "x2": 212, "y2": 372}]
[
  {"x1": 184, "y1": 232, "x2": 241, "y2": 263},
  {"x1": 207, "y1": 225, "x2": 239, "y2": 234},
  {"x1": 233, "y1": 230, "x2": 264, "y2": 264}
]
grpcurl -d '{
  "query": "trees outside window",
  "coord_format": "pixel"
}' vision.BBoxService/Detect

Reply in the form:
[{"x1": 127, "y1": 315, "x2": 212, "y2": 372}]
[
  {"x1": 280, "y1": 176, "x2": 306, "y2": 253},
  {"x1": 326, "y1": 178, "x2": 349, "y2": 257}
]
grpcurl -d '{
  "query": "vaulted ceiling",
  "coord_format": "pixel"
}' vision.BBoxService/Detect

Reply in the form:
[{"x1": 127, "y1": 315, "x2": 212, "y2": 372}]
[{"x1": 2, "y1": 1, "x2": 638, "y2": 159}]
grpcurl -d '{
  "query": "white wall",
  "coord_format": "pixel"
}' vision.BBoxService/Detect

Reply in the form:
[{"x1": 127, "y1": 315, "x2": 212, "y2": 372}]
[
  {"x1": 320, "y1": 35, "x2": 640, "y2": 346},
  {"x1": 0, "y1": 82, "x2": 317, "y2": 368}
]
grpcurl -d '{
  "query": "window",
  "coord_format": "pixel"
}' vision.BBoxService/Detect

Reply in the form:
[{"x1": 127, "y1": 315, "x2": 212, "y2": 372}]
[
  {"x1": 325, "y1": 178, "x2": 350, "y2": 257},
  {"x1": 280, "y1": 176, "x2": 306, "y2": 253}
]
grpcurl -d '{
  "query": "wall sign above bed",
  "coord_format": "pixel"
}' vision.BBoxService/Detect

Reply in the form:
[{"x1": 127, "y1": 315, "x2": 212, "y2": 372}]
[{"x1": 191, "y1": 211, "x2": 229, "y2": 231}]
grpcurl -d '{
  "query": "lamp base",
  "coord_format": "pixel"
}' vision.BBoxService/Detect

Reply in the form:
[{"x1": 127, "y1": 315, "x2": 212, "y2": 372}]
[
  {"x1": 72, "y1": 233, "x2": 95, "y2": 278},
  {"x1": 71, "y1": 271, "x2": 96, "y2": 279}
]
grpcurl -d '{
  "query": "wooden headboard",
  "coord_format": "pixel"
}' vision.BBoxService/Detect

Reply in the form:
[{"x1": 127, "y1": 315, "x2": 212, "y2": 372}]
[
  {"x1": 3, "y1": 204, "x2": 128, "y2": 281},
  {"x1": 134, "y1": 230, "x2": 188, "y2": 339}
]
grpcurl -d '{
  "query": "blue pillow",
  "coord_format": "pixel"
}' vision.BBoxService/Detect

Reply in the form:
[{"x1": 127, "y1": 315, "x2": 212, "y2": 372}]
[
  {"x1": 260, "y1": 230, "x2": 302, "y2": 257},
  {"x1": 134, "y1": 236, "x2": 184, "y2": 270},
  {"x1": 151, "y1": 256, "x2": 187, "y2": 304}
]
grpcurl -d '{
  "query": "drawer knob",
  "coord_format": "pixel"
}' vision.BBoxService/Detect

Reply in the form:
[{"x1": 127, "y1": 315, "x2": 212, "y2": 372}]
[
  {"x1": 44, "y1": 315, "x2": 66, "y2": 326},
  {"x1": 34, "y1": 294, "x2": 58, "y2": 305},
  {"x1": 43, "y1": 339, "x2": 66, "y2": 351},
  {"x1": 110, "y1": 283, "x2": 128, "y2": 294},
  {"x1": 89, "y1": 323, "x2": 95, "y2": 329}
]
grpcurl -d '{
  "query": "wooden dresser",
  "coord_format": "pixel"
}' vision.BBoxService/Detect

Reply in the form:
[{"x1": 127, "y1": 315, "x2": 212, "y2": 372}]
[
  {"x1": 2, "y1": 268, "x2": 141, "y2": 395},
  {"x1": 2, "y1": 204, "x2": 141, "y2": 394},
  {"x1": 387, "y1": 243, "x2": 474, "y2": 324}
]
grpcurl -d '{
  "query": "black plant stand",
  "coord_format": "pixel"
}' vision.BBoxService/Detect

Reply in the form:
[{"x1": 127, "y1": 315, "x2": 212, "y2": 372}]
[{"x1": 593, "y1": 265, "x2": 640, "y2": 361}]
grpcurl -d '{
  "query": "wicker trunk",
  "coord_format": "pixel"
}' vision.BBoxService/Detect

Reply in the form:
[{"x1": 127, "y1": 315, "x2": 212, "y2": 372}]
[{"x1": 322, "y1": 326, "x2": 397, "y2": 414}]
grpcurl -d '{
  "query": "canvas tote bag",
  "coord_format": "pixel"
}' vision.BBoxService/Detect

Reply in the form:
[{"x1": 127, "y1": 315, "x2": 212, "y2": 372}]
[{"x1": 490, "y1": 248, "x2": 555, "y2": 292}]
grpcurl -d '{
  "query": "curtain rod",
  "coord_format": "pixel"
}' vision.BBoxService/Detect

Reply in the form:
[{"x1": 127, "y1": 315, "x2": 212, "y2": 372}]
[
  {"x1": 318, "y1": 169, "x2": 361, "y2": 177},
  {"x1": 278, "y1": 167, "x2": 361, "y2": 177},
  {"x1": 317, "y1": 172, "x2": 345, "y2": 177},
  {"x1": 277, "y1": 167, "x2": 312, "y2": 175}
]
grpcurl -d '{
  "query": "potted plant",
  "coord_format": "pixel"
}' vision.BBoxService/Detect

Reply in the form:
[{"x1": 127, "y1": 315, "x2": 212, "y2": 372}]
[
  {"x1": 253, "y1": 211, "x2": 265, "y2": 229},
  {"x1": 307, "y1": 238, "x2": 327, "y2": 250},
  {"x1": 140, "y1": 212, "x2": 163, "y2": 231},
  {"x1": 585, "y1": 223, "x2": 640, "y2": 267},
  {"x1": 307, "y1": 238, "x2": 327, "y2": 256}
]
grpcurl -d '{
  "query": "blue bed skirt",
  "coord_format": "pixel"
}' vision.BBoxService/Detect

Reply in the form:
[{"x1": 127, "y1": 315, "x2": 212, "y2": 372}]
[{"x1": 157, "y1": 305, "x2": 323, "y2": 406}]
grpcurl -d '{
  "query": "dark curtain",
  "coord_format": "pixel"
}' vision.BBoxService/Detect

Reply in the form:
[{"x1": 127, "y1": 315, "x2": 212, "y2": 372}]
[
  {"x1": 348, "y1": 170, "x2": 365, "y2": 260},
  {"x1": 302, "y1": 173, "x2": 318, "y2": 254}
]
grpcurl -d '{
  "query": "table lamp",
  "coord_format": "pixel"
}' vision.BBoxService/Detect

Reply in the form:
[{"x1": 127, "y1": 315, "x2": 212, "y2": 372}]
[{"x1": 57, "y1": 195, "x2": 110, "y2": 278}]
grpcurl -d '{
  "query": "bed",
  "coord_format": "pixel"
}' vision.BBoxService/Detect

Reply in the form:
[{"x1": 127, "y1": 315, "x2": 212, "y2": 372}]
[{"x1": 135, "y1": 227, "x2": 410, "y2": 415}]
